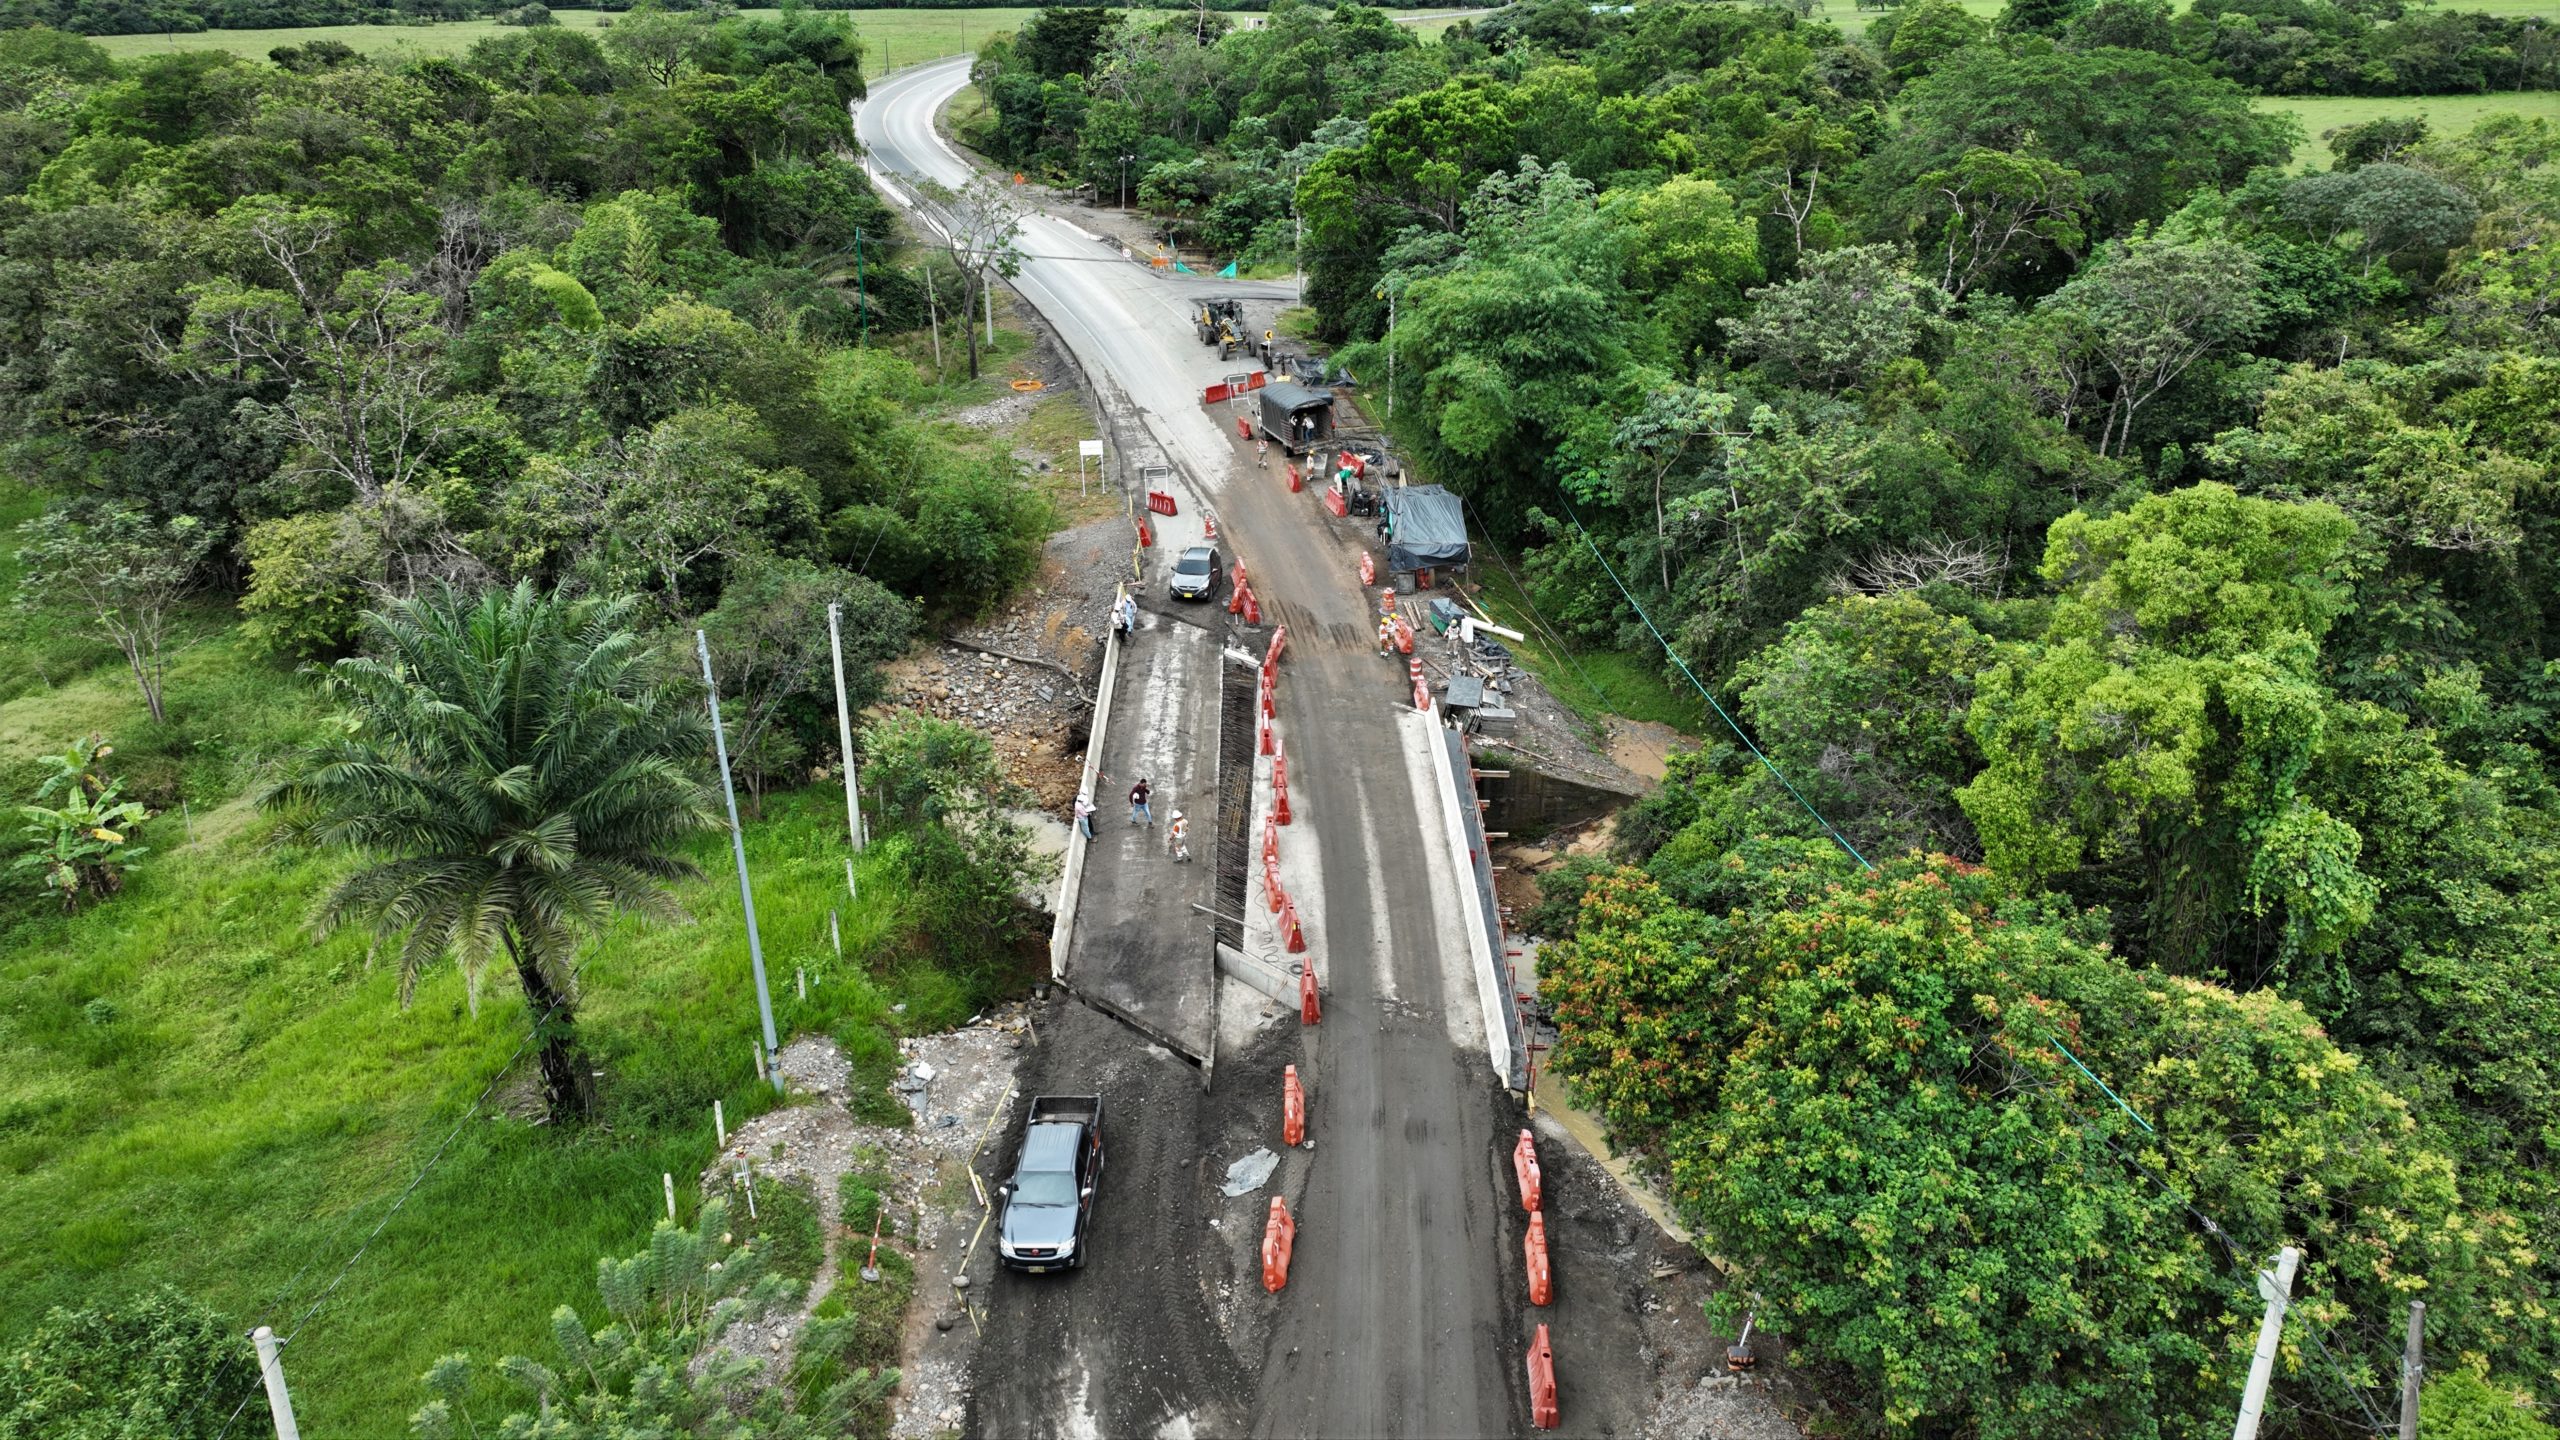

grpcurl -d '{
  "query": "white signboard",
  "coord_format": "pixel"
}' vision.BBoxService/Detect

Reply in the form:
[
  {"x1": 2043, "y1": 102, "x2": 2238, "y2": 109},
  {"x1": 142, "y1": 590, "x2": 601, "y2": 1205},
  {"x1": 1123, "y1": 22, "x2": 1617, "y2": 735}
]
[{"x1": 1079, "y1": 439, "x2": 1104, "y2": 458}]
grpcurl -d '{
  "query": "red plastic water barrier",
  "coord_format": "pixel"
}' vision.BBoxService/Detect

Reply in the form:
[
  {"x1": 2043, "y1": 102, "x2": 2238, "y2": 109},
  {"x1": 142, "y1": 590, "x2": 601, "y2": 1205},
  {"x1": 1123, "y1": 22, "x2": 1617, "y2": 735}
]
[
  {"x1": 1265, "y1": 858, "x2": 1286, "y2": 914},
  {"x1": 1242, "y1": 587, "x2": 1262, "y2": 625},
  {"x1": 1285, "y1": 464, "x2": 1301, "y2": 492},
  {"x1": 1237, "y1": 415, "x2": 1253, "y2": 439},
  {"x1": 1322, "y1": 487, "x2": 1347, "y2": 517},
  {"x1": 1228, "y1": 580, "x2": 1247, "y2": 615},
  {"x1": 1279, "y1": 895, "x2": 1306, "y2": 952},
  {"x1": 1262, "y1": 1196, "x2": 1295, "y2": 1292},
  {"x1": 1300, "y1": 962, "x2": 1322, "y2": 1024},
  {"x1": 1260, "y1": 679, "x2": 1275, "y2": 719},
  {"x1": 1258, "y1": 709, "x2": 1274, "y2": 756},
  {"x1": 1247, "y1": 370, "x2": 1267, "y2": 390},
  {"x1": 1137, "y1": 517, "x2": 1152, "y2": 548},
  {"x1": 1203, "y1": 514, "x2": 1217, "y2": 540},
  {"x1": 1283, "y1": 1065, "x2": 1306, "y2": 1147},
  {"x1": 1265, "y1": 625, "x2": 1288, "y2": 672},
  {"x1": 1526, "y1": 1326, "x2": 1559, "y2": 1429},
  {"x1": 1203, "y1": 382, "x2": 1231, "y2": 404},
  {"x1": 1234, "y1": 557, "x2": 1248, "y2": 588},
  {"x1": 1337, "y1": 451, "x2": 1367, "y2": 477},
  {"x1": 1410, "y1": 657, "x2": 1428, "y2": 710},
  {"x1": 1359, "y1": 551, "x2": 1375, "y2": 586},
  {"x1": 1147, "y1": 491, "x2": 1178, "y2": 516},
  {"x1": 1514, "y1": 1130, "x2": 1542, "y2": 1213},
  {"x1": 1262, "y1": 816, "x2": 1279, "y2": 864},
  {"x1": 1273, "y1": 757, "x2": 1293, "y2": 825},
  {"x1": 1393, "y1": 618, "x2": 1414, "y2": 655},
  {"x1": 1526, "y1": 1212, "x2": 1552, "y2": 1306}
]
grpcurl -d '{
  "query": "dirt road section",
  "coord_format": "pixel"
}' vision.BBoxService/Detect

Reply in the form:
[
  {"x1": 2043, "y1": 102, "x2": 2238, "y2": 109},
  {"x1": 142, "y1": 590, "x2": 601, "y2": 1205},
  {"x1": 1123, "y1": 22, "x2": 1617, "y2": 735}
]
[
  {"x1": 1061, "y1": 608, "x2": 1221, "y2": 1062},
  {"x1": 963, "y1": 996, "x2": 1258, "y2": 1438}
]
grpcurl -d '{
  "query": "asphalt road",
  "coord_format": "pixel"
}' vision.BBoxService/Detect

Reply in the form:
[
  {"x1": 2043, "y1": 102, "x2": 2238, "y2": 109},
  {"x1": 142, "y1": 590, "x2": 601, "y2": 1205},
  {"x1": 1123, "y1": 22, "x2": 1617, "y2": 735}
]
[
  {"x1": 863, "y1": 62, "x2": 1537, "y2": 1439},
  {"x1": 858, "y1": 58, "x2": 1294, "y2": 501}
]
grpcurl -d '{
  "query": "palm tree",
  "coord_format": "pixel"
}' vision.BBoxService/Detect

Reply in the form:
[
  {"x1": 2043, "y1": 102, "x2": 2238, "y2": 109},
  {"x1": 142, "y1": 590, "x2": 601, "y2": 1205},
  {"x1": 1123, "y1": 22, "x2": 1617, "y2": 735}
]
[{"x1": 265, "y1": 583, "x2": 714, "y2": 1123}]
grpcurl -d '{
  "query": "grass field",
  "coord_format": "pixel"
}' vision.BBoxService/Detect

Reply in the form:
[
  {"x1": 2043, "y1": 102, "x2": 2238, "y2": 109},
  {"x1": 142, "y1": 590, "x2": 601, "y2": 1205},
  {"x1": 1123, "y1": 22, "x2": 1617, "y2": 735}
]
[
  {"x1": 2262, "y1": 89, "x2": 2560, "y2": 169},
  {"x1": 86, "y1": 5, "x2": 1482, "y2": 67},
  {"x1": 92, "y1": 6, "x2": 1060, "y2": 73},
  {"x1": 1822, "y1": 0, "x2": 2560, "y2": 36}
]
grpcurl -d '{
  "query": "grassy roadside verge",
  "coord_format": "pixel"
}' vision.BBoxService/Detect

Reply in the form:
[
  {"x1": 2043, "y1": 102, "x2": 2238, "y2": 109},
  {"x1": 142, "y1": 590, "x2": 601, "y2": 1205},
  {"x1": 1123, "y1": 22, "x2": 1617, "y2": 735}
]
[{"x1": 1470, "y1": 561, "x2": 1708, "y2": 736}]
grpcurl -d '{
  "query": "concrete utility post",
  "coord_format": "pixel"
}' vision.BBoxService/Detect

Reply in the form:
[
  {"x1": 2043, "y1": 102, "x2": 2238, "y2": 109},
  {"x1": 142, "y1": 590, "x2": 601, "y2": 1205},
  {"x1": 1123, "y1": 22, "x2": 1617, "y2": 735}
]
[
  {"x1": 2231, "y1": 1245, "x2": 2303, "y2": 1440},
  {"x1": 251, "y1": 1327, "x2": 300, "y2": 1440},
  {"x1": 827, "y1": 602, "x2": 866, "y2": 853},
  {"x1": 2399, "y1": 1300, "x2": 2425, "y2": 1440},
  {"x1": 697, "y1": 630, "x2": 784, "y2": 1095}
]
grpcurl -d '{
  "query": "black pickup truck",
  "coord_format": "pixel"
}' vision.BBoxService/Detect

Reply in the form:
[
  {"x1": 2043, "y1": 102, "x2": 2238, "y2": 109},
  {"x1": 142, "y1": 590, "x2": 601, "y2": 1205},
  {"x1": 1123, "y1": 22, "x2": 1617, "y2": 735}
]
[{"x1": 997, "y1": 1095, "x2": 1104, "y2": 1273}]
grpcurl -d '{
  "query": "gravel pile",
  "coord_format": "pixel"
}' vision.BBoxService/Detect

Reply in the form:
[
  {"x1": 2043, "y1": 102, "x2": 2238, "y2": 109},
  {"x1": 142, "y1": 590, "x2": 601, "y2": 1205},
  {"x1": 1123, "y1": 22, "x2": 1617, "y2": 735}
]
[
  {"x1": 1642, "y1": 1373, "x2": 1811, "y2": 1440},
  {"x1": 691, "y1": 1012, "x2": 1034, "y2": 1435}
]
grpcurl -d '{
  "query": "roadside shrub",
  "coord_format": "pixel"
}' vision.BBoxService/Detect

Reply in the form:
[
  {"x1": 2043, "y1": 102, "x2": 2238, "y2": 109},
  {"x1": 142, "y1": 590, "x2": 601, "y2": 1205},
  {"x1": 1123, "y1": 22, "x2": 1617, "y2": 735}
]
[{"x1": 0, "y1": 1286, "x2": 258, "y2": 1438}]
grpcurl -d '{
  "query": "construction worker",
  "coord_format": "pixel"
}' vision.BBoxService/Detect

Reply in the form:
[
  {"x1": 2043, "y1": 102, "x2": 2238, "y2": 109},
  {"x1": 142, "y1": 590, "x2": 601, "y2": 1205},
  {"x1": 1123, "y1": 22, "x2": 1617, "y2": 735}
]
[
  {"x1": 1073, "y1": 792, "x2": 1097, "y2": 840},
  {"x1": 1130, "y1": 776, "x2": 1153, "y2": 827},
  {"x1": 1378, "y1": 613, "x2": 1395, "y2": 656},
  {"x1": 1257, "y1": 438, "x2": 1269, "y2": 468},
  {"x1": 1168, "y1": 810, "x2": 1191, "y2": 863}
]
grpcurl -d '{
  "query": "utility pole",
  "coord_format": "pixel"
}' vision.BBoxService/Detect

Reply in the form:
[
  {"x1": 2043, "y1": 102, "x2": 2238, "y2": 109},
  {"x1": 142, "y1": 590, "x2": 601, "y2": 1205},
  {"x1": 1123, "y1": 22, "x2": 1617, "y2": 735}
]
[
  {"x1": 251, "y1": 1327, "x2": 300, "y2": 1440},
  {"x1": 696, "y1": 631, "x2": 784, "y2": 1095},
  {"x1": 2232, "y1": 1245, "x2": 2303, "y2": 1440},
  {"x1": 984, "y1": 278, "x2": 994, "y2": 346},
  {"x1": 827, "y1": 602, "x2": 866, "y2": 854},
  {"x1": 2399, "y1": 1300, "x2": 2425, "y2": 1440},
  {"x1": 853, "y1": 226, "x2": 867, "y2": 347}
]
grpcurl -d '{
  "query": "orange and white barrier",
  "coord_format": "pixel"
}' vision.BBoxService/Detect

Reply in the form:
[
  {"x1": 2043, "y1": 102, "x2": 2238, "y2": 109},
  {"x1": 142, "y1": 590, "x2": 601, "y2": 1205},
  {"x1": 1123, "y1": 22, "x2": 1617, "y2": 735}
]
[
  {"x1": 1526, "y1": 1325, "x2": 1559, "y2": 1429},
  {"x1": 1359, "y1": 551, "x2": 1375, "y2": 586},
  {"x1": 1283, "y1": 1065, "x2": 1306, "y2": 1147},
  {"x1": 1514, "y1": 1130, "x2": 1542, "y2": 1213},
  {"x1": 1263, "y1": 1196, "x2": 1296, "y2": 1292},
  {"x1": 1279, "y1": 894, "x2": 1307, "y2": 952},
  {"x1": 1300, "y1": 962, "x2": 1322, "y2": 1024},
  {"x1": 1525, "y1": 1212, "x2": 1552, "y2": 1306}
]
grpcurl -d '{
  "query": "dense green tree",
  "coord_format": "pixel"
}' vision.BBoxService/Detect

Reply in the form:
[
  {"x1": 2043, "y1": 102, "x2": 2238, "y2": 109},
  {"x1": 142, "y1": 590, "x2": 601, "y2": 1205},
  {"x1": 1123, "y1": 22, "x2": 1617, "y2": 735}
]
[
  {"x1": 1545, "y1": 852, "x2": 2535, "y2": 1440},
  {"x1": 264, "y1": 583, "x2": 715, "y2": 1123},
  {"x1": 1734, "y1": 593, "x2": 1993, "y2": 854},
  {"x1": 695, "y1": 555, "x2": 914, "y2": 798},
  {"x1": 1960, "y1": 483, "x2": 2371, "y2": 967},
  {"x1": 1724, "y1": 244, "x2": 1945, "y2": 390},
  {"x1": 1863, "y1": 41, "x2": 2297, "y2": 244}
]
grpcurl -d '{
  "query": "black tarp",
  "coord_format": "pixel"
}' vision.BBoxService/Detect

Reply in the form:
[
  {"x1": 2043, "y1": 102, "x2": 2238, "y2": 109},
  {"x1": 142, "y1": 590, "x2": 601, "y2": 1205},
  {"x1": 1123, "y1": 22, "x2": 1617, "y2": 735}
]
[{"x1": 1384, "y1": 484, "x2": 1470, "y2": 571}]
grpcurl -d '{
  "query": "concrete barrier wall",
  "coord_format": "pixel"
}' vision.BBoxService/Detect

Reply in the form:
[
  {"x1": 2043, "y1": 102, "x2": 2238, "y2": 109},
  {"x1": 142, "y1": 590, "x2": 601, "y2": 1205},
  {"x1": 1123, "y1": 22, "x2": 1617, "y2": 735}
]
[
  {"x1": 1049, "y1": 619, "x2": 1123, "y2": 980},
  {"x1": 1423, "y1": 701, "x2": 1524, "y2": 1090}
]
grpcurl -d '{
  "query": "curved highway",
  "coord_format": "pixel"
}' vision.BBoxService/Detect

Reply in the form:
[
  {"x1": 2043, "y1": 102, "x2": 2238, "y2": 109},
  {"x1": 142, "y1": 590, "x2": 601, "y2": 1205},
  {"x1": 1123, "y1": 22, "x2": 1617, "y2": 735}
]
[
  {"x1": 856, "y1": 58, "x2": 1600, "y2": 1440},
  {"x1": 858, "y1": 58, "x2": 1296, "y2": 502}
]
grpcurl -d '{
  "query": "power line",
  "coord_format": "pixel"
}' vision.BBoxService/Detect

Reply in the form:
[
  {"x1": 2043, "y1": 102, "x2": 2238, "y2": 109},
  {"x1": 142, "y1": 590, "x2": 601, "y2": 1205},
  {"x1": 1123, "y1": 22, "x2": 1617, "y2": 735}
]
[
  {"x1": 1455, "y1": 492, "x2": 1629, "y2": 728},
  {"x1": 1545, "y1": 486, "x2": 1874, "y2": 871}
]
